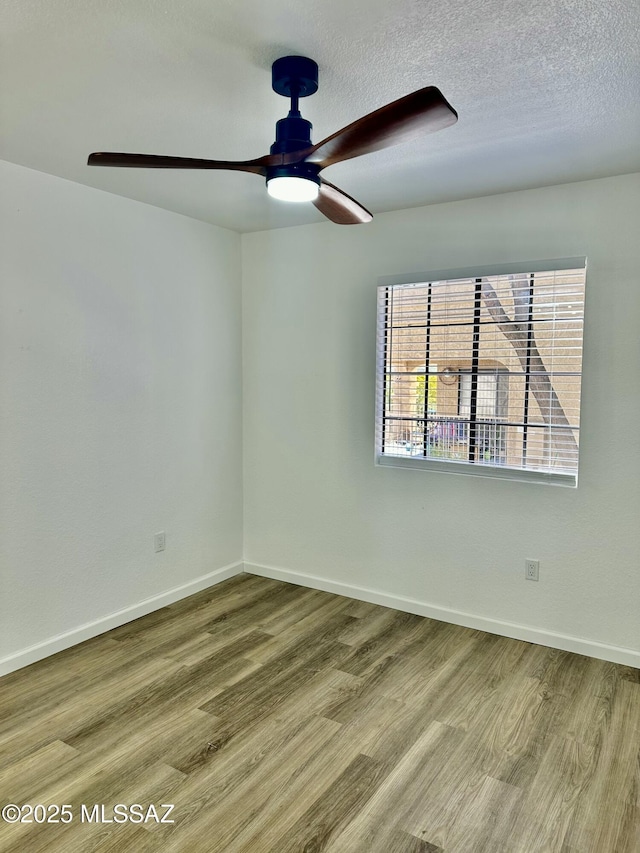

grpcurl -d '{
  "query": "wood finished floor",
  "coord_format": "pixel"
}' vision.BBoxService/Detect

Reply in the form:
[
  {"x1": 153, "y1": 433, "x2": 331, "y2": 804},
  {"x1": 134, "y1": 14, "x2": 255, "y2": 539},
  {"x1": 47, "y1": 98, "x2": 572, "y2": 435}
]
[{"x1": 0, "y1": 574, "x2": 639, "y2": 853}]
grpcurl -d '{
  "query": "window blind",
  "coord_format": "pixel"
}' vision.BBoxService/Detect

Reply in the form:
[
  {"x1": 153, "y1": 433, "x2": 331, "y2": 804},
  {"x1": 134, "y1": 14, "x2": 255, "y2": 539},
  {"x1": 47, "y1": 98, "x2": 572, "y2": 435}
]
[{"x1": 375, "y1": 265, "x2": 586, "y2": 485}]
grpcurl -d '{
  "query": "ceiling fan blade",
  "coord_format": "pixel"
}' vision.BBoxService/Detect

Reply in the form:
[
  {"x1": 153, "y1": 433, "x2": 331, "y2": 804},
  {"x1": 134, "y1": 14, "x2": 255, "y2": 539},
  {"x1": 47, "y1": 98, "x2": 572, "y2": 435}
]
[
  {"x1": 299, "y1": 86, "x2": 457, "y2": 169},
  {"x1": 313, "y1": 179, "x2": 373, "y2": 224},
  {"x1": 87, "y1": 152, "x2": 280, "y2": 175}
]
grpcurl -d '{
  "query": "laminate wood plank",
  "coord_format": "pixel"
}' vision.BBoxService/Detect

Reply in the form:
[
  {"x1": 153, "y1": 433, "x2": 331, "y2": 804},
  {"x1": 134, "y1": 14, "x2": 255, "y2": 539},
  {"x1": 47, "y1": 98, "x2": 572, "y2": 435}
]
[
  {"x1": 156, "y1": 630, "x2": 245, "y2": 667},
  {"x1": 323, "y1": 721, "x2": 461, "y2": 853},
  {"x1": 220, "y1": 664, "x2": 363, "y2": 739},
  {"x1": 48, "y1": 698, "x2": 229, "y2": 797},
  {"x1": 563, "y1": 679, "x2": 640, "y2": 852},
  {"x1": 429, "y1": 633, "x2": 531, "y2": 731},
  {"x1": 163, "y1": 586, "x2": 319, "y2": 666},
  {"x1": 336, "y1": 610, "x2": 426, "y2": 678},
  {"x1": 399, "y1": 659, "x2": 584, "y2": 848},
  {"x1": 0, "y1": 637, "x2": 123, "y2": 719},
  {"x1": 325, "y1": 632, "x2": 485, "y2": 767},
  {"x1": 524, "y1": 644, "x2": 581, "y2": 682},
  {"x1": 164, "y1": 572, "x2": 272, "y2": 615},
  {"x1": 342, "y1": 598, "x2": 384, "y2": 618},
  {"x1": 242, "y1": 596, "x2": 356, "y2": 664},
  {"x1": 200, "y1": 580, "x2": 315, "y2": 636},
  {"x1": 159, "y1": 715, "x2": 343, "y2": 853},
  {"x1": 382, "y1": 832, "x2": 443, "y2": 852},
  {"x1": 199, "y1": 635, "x2": 350, "y2": 720},
  {"x1": 162, "y1": 665, "x2": 359, "y2": 779},
  {"x1": 480, "y1": 674, "x2": 552, "y2": 768},
  {"x1": 0, "y1": 761, "x2": 183, "y2": 853},
  {"x1": 337, "y1": 605, "x2": 411, "y2": 646},
  {"x1": 105, "y1": 602, "x2": 199, "y2": 641},
  {"x1": 0, "y1": 633, "x2": 189, "y2": 731},
  {"x1": 199, "y1": 613, "x2": 355, "y2": 720},
  {"x1": 266, "y1": 752, "x2": 388, "y2": 853},
  {"x1": 73, "y1": 760, "x2": 186, "y2": 844},
  {"x1": 372, "y1": 622, "x2": 480, "y2": 708},
  {"x1": 495, "y1": 649, "x2": 591, "y2": 790},
  {"x1": 348, "y1": 635, "x2": 528, "y2": 794},
  {"x1": 145, "y1": 701, "x2": 343, "y2": 842},
  {"x1": 0, "y1": 740, "x2": 79, "y2": 804},
  {"x1": 96, "y1": 576, "x2": 246, "y2": 642},
  {"x1": 64, "y1": 630, "x2": 271, "y2": 752},
  {"x1": 632, "y1": 743, "x2": 640, "y2": 810},
  {"x1": 561, "y1": 656, "x2": 629, "y2": 748},
  {"x1": 324, "y1": 621, "x2": 475, "y2": 731},
  {"x1": 66, "y1": 704, "x2": 224, "y2": 777},
  {"x1": 502, "y1": 733, "x2": 601, "y2": 852},
  {"x1": 178, "y1": 646, "x2": 353, "y2": 773},
  {"x1": 1, "y1": 717, "x2": 192, "y2": 848},
  {"x1": 219, "y1": 733, "x2": 379, "y2": 853},
  {"x1": 0, "y1": 655, "x2": 184, "y2": 767},
  {"x1": 326, "y1": 692, "x2": 407, "y2": 758},
  {"x1": 111, "y1": 579, "x2": 284, "y2": 665},
  {"x1": 1, "y1": 695, "x2": 241, "y2": 849},
  {"x1": 65, "y1": 827, "x2": 162, "y2": 853},
  {"x1": 110, "y1": 578, "x2": 305, "y2": 659},
  {"x1": 620, "y1": 665, "x2": 640, "y2": 684},
  {"x1": 255, "y1": 586, "x2": 338, "y2": 634},
  {"x1": 441, "y1": 774, "x2": 522, "y2": 853},
  {"x1": 615, "y1": 806, "x2": 640, "y2": 853},
  {"x1": 104, "y1": 573, "x2": 266, "y2": 640},
  {"x1": 396, "y1": 727, "x2": 514, "y2": 848}
]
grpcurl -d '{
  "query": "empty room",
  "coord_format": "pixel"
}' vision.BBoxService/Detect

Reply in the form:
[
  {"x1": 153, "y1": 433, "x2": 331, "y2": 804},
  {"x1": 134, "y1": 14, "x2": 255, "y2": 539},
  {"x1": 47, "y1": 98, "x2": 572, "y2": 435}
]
[{"x1": 1, "y1": 0, "x2": 639, "y2": 851}]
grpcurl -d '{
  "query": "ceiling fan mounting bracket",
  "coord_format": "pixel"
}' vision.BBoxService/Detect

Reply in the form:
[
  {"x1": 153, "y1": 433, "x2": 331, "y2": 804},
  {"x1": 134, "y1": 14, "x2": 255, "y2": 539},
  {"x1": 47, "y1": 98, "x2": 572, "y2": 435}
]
[{"x1": 272, "y1": 56, "x2": 319, "y2": 99}]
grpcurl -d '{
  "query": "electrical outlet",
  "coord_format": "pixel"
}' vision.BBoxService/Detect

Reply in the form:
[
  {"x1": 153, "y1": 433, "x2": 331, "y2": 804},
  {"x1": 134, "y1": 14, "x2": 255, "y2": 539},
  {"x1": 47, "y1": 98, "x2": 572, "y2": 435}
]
[
  {"x1": 525, "y1": 559, "x2": 539, "y2": 581},
  {"x1": 154, "y1": 531, "x2": 166, "y2": 553}
]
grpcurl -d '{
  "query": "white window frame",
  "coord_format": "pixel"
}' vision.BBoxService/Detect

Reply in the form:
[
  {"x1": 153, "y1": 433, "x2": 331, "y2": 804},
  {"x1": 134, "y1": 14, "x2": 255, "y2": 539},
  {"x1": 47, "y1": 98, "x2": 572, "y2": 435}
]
[{"x1": 375, "y1": 258, "x2": 586, "y2": 487}]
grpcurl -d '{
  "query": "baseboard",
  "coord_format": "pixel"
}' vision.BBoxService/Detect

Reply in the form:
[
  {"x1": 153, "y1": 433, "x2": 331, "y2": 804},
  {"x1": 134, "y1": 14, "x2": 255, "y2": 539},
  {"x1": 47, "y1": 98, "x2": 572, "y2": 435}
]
[
  {"x1": 243, "y1": 561, "x2": 640, "y2": 669},
  {"x1": 0, "y1": 561, "x2": 244, "y2": 677}
]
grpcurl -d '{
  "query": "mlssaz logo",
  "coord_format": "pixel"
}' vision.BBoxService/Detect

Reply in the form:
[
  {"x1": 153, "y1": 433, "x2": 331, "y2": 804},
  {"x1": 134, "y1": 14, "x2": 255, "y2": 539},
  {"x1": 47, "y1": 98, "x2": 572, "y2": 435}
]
[{"x1": 81, "y1": 804, "x2": 175, "y2": 824}]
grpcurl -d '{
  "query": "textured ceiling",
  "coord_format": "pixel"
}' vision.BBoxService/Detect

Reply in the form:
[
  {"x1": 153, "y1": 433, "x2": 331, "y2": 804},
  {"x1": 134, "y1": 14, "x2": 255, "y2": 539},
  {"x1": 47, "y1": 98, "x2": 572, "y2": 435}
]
[{"x1": 2, "y1": 0, "x2": 639, "y2": 232}]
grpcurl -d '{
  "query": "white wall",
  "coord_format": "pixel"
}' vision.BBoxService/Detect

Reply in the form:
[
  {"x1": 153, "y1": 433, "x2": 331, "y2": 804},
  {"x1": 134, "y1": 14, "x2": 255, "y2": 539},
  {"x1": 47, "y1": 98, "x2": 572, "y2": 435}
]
[
  {"x1": 242, "y1": 173, "x2": 640, "y2": 664},
  {"x1": 1, "y1": 161, "x2": 243, "y2": 671}
]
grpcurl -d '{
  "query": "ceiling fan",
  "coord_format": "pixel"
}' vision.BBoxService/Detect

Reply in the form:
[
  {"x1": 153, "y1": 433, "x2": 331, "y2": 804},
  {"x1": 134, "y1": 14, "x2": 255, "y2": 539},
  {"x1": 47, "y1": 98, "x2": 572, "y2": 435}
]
[{"x1": 88, "y1": 56, "x2": 458, "y2": 224}]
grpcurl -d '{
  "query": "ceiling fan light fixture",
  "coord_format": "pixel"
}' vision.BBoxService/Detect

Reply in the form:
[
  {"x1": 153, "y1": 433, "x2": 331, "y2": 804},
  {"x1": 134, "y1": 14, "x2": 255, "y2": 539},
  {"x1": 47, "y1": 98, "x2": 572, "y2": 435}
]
[
  {"x1": 267, "y1": 175, "x2": 320, "y2": 202},
  {"x1": 266, "y1": 162, "x2": 321, "y2": 203}
]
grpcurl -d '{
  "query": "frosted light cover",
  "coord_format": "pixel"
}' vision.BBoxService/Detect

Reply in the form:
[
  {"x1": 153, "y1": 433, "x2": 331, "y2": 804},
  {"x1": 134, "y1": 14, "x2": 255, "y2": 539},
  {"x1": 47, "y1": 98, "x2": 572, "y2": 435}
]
[{"x1": 267, "y1": 176, "x2": 319, "y2": 202}]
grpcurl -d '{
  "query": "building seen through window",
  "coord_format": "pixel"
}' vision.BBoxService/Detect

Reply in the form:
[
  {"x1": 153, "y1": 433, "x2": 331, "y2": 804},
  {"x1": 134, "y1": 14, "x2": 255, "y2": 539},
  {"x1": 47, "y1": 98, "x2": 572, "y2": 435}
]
[{"x1": 376, "y1": 265, "x2": 586, "y2": 484}]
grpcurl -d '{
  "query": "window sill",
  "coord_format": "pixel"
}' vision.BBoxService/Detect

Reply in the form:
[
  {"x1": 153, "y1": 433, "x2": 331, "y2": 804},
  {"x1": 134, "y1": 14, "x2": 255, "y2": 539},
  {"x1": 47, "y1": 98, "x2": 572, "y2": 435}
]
[{"x1": 376, "y1": 453, "x2": 577, "y2": 487}]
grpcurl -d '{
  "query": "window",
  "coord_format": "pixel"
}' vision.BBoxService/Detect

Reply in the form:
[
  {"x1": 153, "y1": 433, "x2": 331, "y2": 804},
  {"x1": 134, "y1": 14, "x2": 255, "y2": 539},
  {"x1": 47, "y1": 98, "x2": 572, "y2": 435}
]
[{"x1": 375, "y1": 260, "x2": 586, "y2": 485}]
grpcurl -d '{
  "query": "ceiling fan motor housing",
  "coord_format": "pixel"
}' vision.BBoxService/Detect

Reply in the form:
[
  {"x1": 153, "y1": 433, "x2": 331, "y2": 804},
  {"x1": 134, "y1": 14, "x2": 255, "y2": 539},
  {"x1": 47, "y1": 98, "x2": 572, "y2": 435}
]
[
  {"x1": 267, "y1": 115, "x2": 320, "y2": 187},
  {"x1": 270, "y1": 115, "x2": 314, "y2": 155}
]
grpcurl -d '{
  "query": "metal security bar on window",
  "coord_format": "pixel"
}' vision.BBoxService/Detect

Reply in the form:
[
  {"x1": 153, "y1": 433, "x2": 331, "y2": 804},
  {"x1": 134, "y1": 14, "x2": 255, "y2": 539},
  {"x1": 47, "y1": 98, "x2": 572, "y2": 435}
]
[{"x1": 375, "y1": 265, "x2": 586, "y2": 484}]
